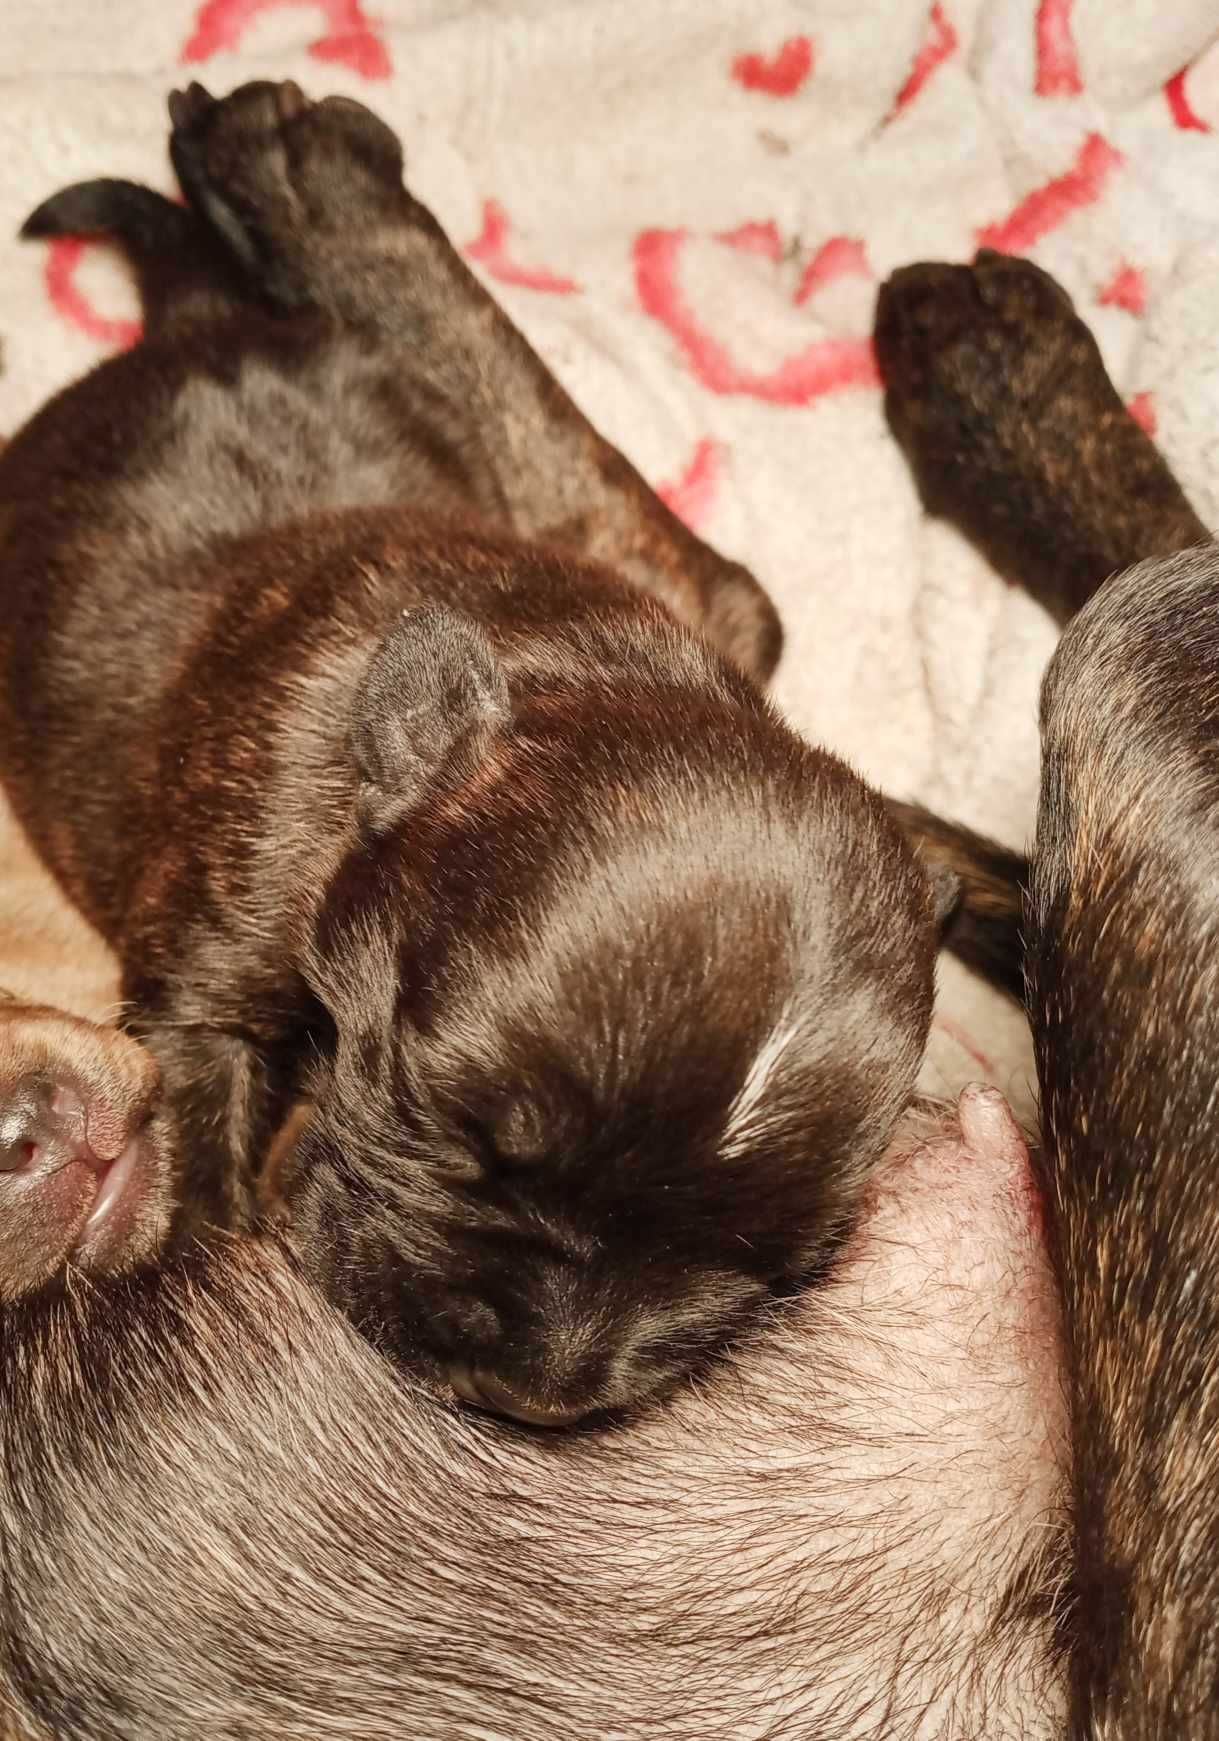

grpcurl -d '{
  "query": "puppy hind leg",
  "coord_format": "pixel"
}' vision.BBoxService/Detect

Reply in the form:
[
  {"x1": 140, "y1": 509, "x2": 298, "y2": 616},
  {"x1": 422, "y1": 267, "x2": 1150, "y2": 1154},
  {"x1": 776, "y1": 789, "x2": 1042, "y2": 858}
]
[
  {"x1": 166, "y1": 81, "x2": 782, "y2": 682},
  {"x1": 875, "y1": 252, "x2": 1208, "y2": 1003},
  {"x1": 21, "y1": 179, "x2": 246, "y2": 333}
]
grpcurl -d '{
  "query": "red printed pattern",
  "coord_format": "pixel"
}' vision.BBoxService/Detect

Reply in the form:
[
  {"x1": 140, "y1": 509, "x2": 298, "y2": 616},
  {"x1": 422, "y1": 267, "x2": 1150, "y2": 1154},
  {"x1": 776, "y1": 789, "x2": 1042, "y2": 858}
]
[
  {"x1": 1128, "y1": 391, "x2": 1156, "y2": 435},
  {"x1": 44, "y1": 239, "x2": 142, "y2": 350},
  {"x1": 977, "y1": 134, "x2": 1122, "y2": 252},
  {"x1": 464, "y1": 201, "x2": 580, "y2": 294},
  {"x1": 656, "y1": 438, "x2": 721, "y2": 530},
  {"x1": 634, "y1": 227, "x2": 878, "y2": 404},
  {"x1": 794, "y1": 237, "x2": 870, "y2": 306},
  {"x1": 182, "y1": 0, "x2": 391, "y2": 80},
  {"x1": 1034, "y1": 0, "x2": 1082, "y2": 97},
  {"x1": 731, "y1": 35, "x2": 814, "y2": 97},
  {"x1": 1165, "y1": 65, "x2": 1212, "y2": 133},
  {"x1": 892, "y1": 4, "x2": 958, "y2": 115},
  {"x1": 1099, "y1": 263, "x2": 1146, "y2": 315}
]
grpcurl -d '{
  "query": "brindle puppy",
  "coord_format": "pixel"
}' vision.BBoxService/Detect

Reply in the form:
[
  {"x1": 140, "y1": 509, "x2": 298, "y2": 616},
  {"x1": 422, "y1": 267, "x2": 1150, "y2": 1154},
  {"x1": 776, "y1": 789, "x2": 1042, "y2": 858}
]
[
  {"x1": 879, "y1": 247, "x2": 1219, "y2": 1738},
  {"x1": 0, "y1": 83, "x2": 943, "y2": 1423}
]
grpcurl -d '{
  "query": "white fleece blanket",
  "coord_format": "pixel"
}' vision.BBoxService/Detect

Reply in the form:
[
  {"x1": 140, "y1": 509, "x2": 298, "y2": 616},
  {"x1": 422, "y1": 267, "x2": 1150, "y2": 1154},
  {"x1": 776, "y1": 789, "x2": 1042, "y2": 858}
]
[{"x1": 2, "y1": 0, "x2": 1219, "y2": 1123}]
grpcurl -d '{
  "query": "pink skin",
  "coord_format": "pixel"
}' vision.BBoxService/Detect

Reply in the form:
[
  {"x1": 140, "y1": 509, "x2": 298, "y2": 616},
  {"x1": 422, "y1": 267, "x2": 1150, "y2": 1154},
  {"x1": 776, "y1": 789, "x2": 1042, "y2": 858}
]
[
  {"x1": 0, "y1": 1004, "x2": 172, "y2": 1299},
  {"x1": 641, "y1": 1082, "x2": 1067, "y2": 1734}
]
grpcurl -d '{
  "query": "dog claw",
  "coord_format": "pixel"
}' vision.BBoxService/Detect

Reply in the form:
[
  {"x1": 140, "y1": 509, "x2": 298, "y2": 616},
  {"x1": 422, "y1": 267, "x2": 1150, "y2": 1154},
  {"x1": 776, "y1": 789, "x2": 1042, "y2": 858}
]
[{"x1": 168, "y1": 83, "x2": 215, "y2": 134}]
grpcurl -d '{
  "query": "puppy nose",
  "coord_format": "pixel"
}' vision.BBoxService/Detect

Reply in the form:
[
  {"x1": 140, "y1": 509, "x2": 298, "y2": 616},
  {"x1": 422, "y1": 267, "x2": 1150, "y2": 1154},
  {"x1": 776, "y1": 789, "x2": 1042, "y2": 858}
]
[
  {"x1": 0, "y1": 1077, "x2": 98, "y2": 1176},
  {"x1": 451, "y1": 1366, "x2": 592, "y2": 1428}
]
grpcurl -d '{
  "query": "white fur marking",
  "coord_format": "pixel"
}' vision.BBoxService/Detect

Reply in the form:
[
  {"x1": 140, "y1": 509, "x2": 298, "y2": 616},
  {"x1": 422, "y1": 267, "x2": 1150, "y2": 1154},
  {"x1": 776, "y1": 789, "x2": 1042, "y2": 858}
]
[{"x1": 720, "y1": 1010, "x2": 802, "y2": 1161}]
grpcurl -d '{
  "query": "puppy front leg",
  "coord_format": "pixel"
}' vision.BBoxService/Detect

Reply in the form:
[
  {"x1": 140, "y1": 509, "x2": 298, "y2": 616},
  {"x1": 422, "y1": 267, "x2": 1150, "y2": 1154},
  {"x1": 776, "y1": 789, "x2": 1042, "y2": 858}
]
[
  {"x1": 876, "y1": 250, "x2": 1209, "y2": 621},
  {"x1": 165, "y1": 81, "x2": 780, "y2": 682}
]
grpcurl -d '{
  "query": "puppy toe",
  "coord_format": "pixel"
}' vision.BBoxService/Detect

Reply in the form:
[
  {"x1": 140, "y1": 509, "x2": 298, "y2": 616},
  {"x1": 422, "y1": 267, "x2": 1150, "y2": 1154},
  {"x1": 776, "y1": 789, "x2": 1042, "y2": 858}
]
[
  {"x1": 874, "y1": 262, "x2": 976, "y2": 386},
  {"x1": 972, "y1": 248, "x2": 1077, "y2": 321},
  {"x1": 168, "y1": 81, "x2": 217, "y2": 134}
]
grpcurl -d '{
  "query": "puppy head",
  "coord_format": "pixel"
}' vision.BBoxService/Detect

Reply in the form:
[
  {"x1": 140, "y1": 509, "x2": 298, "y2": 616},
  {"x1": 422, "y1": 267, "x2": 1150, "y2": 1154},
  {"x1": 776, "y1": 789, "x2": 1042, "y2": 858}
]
[
  {"x1": 284, "y1": 607, "x2": 939, "y2": 1423},
  {"x1": 0, "y1": 1000, "x2": 174, "y2": 1300}
]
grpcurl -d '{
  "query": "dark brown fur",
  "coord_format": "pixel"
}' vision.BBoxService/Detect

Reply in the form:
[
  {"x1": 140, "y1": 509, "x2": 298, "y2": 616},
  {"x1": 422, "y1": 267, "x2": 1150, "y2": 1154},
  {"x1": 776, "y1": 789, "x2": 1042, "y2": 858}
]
[
  {"x1": 0, "y1": 84, "x2": 940, "y2": 1423},
  {"x1": 887, "y1": 798, "x2": 1028, "y2": 1004},
  {"x1": 875, "y1": 250, "x2": 1209, "y2": 620}
]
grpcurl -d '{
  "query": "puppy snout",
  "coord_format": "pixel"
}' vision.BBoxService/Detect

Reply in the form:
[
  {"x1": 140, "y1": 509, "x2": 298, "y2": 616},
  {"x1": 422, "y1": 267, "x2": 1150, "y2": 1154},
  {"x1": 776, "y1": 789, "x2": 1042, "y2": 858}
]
[{"x1": 449, "y1": 1364, "x2": 593, "y2": 1428}]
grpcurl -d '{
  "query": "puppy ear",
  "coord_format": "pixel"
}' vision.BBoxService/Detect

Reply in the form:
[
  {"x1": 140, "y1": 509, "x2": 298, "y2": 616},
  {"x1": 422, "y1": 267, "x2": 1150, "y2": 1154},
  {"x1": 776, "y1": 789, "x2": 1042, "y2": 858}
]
[{"x1": 350, "y1": 606, "x2": 509, "y2": 832}]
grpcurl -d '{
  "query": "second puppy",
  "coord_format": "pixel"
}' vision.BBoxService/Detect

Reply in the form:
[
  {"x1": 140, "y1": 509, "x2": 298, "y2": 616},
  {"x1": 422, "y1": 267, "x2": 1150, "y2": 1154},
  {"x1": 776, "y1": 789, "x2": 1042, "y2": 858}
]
[{"x1": 0, "y1": 83, "x2": 943, "y2": 1423}]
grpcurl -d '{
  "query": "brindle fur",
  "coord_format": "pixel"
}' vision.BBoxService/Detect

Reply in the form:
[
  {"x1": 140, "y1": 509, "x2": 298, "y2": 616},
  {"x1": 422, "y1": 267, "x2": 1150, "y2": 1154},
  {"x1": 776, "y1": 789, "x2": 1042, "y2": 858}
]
[
  {"x1": 876, "y1": 250, "x2": 1209, "y2": 621},
  {"x1": 879, "y1": 249, "x2": 1219, "y2": 1737}
]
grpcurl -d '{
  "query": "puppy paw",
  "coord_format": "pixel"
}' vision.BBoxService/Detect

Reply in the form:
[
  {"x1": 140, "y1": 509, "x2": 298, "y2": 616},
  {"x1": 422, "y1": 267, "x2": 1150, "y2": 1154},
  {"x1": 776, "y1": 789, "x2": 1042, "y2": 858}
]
[
  {"x1": 874, "y1": 251, "x2": 1106, "y2": 520},
  {"x1": 871, "y1": 251, "x2": 1210, "y2": 618},
  {"x1": 168, "y1": 80, "x2": 405, "y2": 304}
]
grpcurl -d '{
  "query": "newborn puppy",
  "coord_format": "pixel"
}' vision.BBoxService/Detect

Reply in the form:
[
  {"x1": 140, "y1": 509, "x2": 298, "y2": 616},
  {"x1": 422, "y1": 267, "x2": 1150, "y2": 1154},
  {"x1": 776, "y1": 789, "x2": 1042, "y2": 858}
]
[
  {"x1": 0, "y1": 84, "x2": 943, "y2": 1423},
  {"x1": 0, "y1": 999, "x2": 168, "y2": 1299},
  {"x1": 879, "y1": 247, "x2": 1219, "y2": 1736}
]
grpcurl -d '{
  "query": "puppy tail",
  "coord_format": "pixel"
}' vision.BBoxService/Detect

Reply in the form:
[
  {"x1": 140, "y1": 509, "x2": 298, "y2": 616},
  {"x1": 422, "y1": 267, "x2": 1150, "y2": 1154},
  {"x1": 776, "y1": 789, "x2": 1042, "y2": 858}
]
[
  {"x1": 22, "y1": 179, "x2": 192, "y2": 252},
  {"x1": 888, "y1": 799, "x2": 1028, "y2": 1006},
  {"x1": 20, "y1": 180, "x2": 237, "y2": 327}
]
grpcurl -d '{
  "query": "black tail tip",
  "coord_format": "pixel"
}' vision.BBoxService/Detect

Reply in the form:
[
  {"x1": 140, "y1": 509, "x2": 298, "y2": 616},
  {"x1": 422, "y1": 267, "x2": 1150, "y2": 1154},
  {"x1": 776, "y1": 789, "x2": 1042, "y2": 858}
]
[
  {"x1": 19, "y1": 197, "x2": 64, "y2": 241},
  {"x1": 18, "y1": 180, "x2": 195, "y2": 257},
  {"x1": 19, "y1": 182, "x2": 122, "y2": 244}
]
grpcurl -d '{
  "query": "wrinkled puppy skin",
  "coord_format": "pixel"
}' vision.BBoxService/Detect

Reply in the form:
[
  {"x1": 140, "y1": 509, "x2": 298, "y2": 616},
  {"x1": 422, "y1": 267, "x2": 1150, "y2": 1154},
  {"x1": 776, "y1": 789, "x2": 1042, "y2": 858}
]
[{"x1": 0, "y1": 83, "x2": 942, "y2": 1424}]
